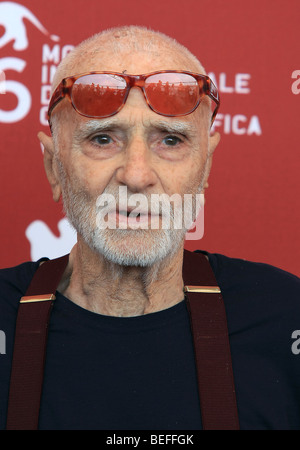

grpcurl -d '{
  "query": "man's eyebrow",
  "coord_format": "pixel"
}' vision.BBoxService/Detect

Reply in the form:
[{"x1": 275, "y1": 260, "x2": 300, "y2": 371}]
[
  {"x1": 74, "y1": 119, "x2": 120, "y2": 138},
  {"x1": 73, "y1": 118, "x2": 195, "y2": 140},
  {"x1": 153, "y1": 120, "x2": 194, "y2": 135}
]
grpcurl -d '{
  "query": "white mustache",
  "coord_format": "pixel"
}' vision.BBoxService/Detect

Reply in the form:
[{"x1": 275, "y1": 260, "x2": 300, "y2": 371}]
[
  {"x1": 94, "y1": 186, "x2": 204, "y2": 232},
  {"x1": 96, "y1": 187, "x2": 178, "y2": 219}
]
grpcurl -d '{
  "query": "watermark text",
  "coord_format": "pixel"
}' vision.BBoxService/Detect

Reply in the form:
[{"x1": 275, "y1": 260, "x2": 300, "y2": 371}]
[
  {"x1": 291, "y1": 70, "x2": 300, "y2": 95},
  {"x1": 291, "y1": 330, "x2": 300, "y2": 355},
  {"x1": 95, "y1": 187, "x2": 204, "y2": 240},
  {"x1": 0, "y1": 330, "x2": 6, "y2": 355}
]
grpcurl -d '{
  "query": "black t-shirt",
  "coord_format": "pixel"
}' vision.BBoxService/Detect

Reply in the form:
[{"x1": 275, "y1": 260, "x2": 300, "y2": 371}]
[{"x1": 0, "y1": 251, "x2": 300, "y2": 430}]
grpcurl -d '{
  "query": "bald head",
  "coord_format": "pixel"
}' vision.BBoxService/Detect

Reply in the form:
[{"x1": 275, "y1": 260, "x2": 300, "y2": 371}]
[
  {"x1": 48, "y1": 26, "x2": 214, "y2": 144},
  {"x1": 51, "y1": 26, "x2": 206, "y2": 94}
]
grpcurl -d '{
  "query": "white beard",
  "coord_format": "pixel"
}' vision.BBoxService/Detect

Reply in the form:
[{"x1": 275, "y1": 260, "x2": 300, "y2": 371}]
[{"x1": 57, "y1": 160, "x2": 201, "y2": 268}]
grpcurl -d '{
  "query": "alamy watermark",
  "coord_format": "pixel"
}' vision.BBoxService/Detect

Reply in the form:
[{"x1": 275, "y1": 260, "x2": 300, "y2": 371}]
[
  {"x1": 291, "y1": 70, "x2": 300, "y2": 95},
  {"x1": 291, "y1": 330, "x2": 300, "y2": 355},
  {"x1": 95, "y1": 187, "x2": 205, "y2": 240},
  {"x1": 0, "y1": 70, "x2": 6, "y2": 94},
  {"x1": 0, "y1": 330, "x2": 6, "y2": 355}
]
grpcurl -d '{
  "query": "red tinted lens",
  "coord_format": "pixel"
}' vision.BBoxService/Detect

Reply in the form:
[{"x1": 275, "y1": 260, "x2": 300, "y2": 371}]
[
  {"x1": 71, "y1": 74, "x2": 127, "y2": 117},
  {"x1": 144, "y1": 73, "x2": 200, "y2": 116}
]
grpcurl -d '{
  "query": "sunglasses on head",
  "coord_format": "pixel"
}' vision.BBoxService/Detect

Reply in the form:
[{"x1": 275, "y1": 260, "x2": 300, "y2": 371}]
[{"x1": 48, "y1": 70, "x2": 220, "y2": 126}]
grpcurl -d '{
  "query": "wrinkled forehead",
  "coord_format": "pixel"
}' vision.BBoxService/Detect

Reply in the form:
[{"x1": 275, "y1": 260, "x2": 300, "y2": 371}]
[
  {"x1": 49, "y1": 30, "x2": 211, "y2": 131},
  {"x1": 52, "y1": 34, "x2": 205, "y2": 91}
]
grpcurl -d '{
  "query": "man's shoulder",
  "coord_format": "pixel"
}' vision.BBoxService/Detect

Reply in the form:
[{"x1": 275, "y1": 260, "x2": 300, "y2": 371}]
[
  {"x1": 0, "y1": 259, "x2": 47, "y2": 309},
  {"x1": 201, "y1": 250, "x2": 300, "y2": 290},
  {"x1": 196, "y1": 249, "x2": 300, "y2": 323}
]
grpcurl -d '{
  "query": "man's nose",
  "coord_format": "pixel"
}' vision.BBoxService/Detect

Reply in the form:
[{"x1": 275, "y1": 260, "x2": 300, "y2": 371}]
[{"x1": 115, "y1": 137, "x2": 157, "y2": 193}]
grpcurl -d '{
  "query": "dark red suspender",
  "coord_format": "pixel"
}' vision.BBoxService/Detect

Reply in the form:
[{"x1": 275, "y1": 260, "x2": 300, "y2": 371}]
[
  {"x1": 6, "y1": 250, "x2": 239, "y2": 430},
  {"x1": 183, "y1": 251, "x2": 239, "y2": 430},
  {"x1": 6, "y1": 255, "x2": 69, "y2": 431}
]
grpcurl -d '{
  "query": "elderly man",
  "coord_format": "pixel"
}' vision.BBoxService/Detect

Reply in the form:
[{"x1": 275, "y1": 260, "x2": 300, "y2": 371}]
[{"x1": 1, "y1": 26, "x2": 300, "y2": 431}]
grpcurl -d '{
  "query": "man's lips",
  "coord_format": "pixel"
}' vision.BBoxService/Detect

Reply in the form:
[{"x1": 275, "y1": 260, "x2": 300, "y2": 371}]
[
  {"x1": 115, "y1": 208, "x2": 159, "y2": 224},
  {"x1": 95, "y1": 205, "x2": 161, "y2": 230}
]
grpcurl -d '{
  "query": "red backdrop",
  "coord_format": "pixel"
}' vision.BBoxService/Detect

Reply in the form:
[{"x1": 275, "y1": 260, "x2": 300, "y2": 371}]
[{"x1": 0, "y1": 0, "x2": 299, "y2": 276}]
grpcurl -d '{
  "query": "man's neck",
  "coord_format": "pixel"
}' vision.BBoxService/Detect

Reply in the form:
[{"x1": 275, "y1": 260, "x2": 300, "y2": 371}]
[{"x1": 58, "y1": 241, "x2": 185, "y2": 317}]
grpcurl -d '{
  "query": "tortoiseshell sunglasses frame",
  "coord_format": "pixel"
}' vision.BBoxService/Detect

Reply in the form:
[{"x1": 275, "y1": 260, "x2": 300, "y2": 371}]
[{"x1": 48, "y1": 70, "x2": 220, "y2": 125}]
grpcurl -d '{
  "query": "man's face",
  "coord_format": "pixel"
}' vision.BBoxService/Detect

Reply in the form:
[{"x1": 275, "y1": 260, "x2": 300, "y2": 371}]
[{"x1": 50, "y1": 47, "x2": 215, "y2": 266}]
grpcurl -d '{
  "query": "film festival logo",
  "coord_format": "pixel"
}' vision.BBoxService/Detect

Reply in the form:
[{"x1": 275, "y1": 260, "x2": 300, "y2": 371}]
[
  {"x1": 0, "y1": 1, "x2": 76, "y2": 261},
  {"x1": 0, "y1": 1, "x2": 60, "y2": 123}
]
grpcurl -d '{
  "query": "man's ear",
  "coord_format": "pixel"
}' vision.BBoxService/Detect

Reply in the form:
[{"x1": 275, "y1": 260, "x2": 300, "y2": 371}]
[
  {"x1": 201, "y1": 131, "x2": 221, "y2": 193},
  {"x1": 37, "y1": 131, "x2": 62, "y2": 202},
  {"x1": 209, "y1": 131, "x2": 221, "y2": 156}
]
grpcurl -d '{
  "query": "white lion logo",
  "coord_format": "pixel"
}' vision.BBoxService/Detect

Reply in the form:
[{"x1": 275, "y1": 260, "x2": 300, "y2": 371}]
[
  {"x1": 25, "y1": 218, "x2": 77, "y2": 261},
  {"x1": 0, "y1": 1, "x2": 60, "y2": 51}
]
